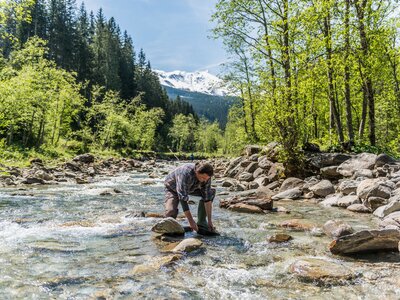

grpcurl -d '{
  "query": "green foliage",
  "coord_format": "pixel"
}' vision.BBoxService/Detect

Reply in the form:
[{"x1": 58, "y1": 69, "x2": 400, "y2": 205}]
[{"x1": 168, "y1": 114, "x2": 198, "y2": 152}]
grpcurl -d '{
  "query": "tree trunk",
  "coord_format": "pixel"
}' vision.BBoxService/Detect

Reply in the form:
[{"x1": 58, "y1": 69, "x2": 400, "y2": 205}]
[
  {"x1": 344, "y1": 0, "x2": 354, "y2": 145},
  {"x1": 324, "y1": 12, "x2": 344, "y2": 143},
  {"x1": 239, "y1": 85, "x2": 249, "y2": 136}
]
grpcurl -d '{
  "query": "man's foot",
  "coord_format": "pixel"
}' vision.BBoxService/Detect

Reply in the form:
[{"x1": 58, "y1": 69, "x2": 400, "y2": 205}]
[{"x1": 196, "y1": 225, "x2": 220, "y2": 236}]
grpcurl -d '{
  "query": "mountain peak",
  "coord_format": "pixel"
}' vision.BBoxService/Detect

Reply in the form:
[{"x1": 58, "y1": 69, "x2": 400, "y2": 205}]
[{"x1": 155, "y1": 69, "x2": 230, "y2": 96}]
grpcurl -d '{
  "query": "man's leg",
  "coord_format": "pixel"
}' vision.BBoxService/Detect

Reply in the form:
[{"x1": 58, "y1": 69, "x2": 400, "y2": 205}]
[
  {"x1": 192, "y1": 188, "x2": 216, "y2": 229},
  {"x1": 164, "y1": 189, "x2": 179, "y2": 218}
]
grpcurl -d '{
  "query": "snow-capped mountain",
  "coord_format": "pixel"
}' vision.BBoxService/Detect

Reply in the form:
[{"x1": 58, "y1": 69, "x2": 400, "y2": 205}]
[{"x1": 155, "y1": 69, "x2": 230, "y2": 97}]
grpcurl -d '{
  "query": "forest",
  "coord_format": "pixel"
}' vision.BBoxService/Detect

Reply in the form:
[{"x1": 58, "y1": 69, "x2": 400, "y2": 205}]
[
  {"x1": 0, "y1": 0, "x2": 224, "y2": 163},
  {"x1": 1, "y1": 0, "x2": 400, "y2": 167},
  {"x1": 213, "y1": 0, "x2": 400, "y2": 165}
]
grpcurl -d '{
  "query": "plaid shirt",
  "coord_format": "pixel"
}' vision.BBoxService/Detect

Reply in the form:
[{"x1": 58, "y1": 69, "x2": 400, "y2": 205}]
[{"x1": 164, "y1": 163, "x2": 213, "y2": 211}]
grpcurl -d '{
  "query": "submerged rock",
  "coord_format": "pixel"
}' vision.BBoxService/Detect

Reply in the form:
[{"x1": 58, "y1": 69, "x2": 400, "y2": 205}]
[
  {"x1": 228, "y1": 203, "x2": 264, "y2": 214},
  {"x1": 172, "y1": 238, "x2": 203, "y2": 253},
  {"x1": 278, "y1": 219, "x2": 317, "y2": 231},
  {"x1": 132, "y1": 254, "x2": 183, "y2": 275},
  {"x1": 289, "y1": 258, "x2": 355, "y2": 285},
  {"x1": 329, "y1": 229, "x2": 400, "y2": 255},
  {"x1": 151, "y1": 217, "x2": 185, "y2": 235},
  {"x1": 323, "y1": 220, "x2": 354, "y2": 238},
  {"x1": 268, "y1": 233, "x2": 293, "y2": 243}
]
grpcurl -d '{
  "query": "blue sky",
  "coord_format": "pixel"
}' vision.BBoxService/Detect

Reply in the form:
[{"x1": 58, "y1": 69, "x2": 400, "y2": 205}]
[{"x1": 82, "y1": 0, "x2": 227, "y2": 74}]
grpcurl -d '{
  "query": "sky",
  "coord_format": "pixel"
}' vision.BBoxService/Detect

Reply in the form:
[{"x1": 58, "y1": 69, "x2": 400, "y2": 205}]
[{"x1": 82, "y1": 0, "x2": 228, "y2": 74}]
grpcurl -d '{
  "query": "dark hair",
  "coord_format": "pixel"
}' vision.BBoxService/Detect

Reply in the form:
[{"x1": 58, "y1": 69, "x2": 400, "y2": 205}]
[{"x1": 195, "y1": 161, "x2": 214, "y2": 177}]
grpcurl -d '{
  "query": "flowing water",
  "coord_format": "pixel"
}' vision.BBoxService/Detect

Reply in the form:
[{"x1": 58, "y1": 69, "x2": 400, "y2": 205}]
[{"x1": 0, "y1": 162, "x2": 399, "y2": 299}]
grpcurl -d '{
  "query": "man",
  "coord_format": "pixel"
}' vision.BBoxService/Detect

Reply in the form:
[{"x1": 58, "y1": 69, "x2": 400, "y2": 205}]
[{"x1": 164, "y1": 161, "x2": 216, "y2": 233}]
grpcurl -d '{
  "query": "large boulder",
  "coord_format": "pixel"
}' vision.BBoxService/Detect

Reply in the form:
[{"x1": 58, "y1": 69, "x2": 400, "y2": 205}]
[
  {"x1": 329, "y1": 229, "x2": 400, "y2": 255},
  {"x1": 254, "y1": 176, "x2": 269, "y2": 187},
  {"x1": 237, "y1": 172, "x2": 254, "y2": 182},
  {"x1": 356, "y1": 179, "x2": 393, "y2": 201},
  {"x1": 374, "y1": 198, "x2": 400, "y2": 218},
  {"x1": 323, "y1": 220, "x2": 354, "y2": 238},
  {"x1": 307, "y1": 153, "x2": 352, "y2": 169},
  {"x1": 379, "y1": 211, "x2": 400, "y2": 230},
  {"x1": 365, "y1": 197, "x2": 387, "y2": 211},
  {"x1": 337, "y1": 153, "x2": 377, "y2": 177},
  {"x1": 258, "y1": 156, "x2": 273, "y2": 170},
  {"x1": 352, "y1": 169, "x2": 374, "y2": 179},
  {"x1": 73, "y1": 153, "x2": 95, "y2": 164},
  {"x1": 337, "y1": 195, "x2": 360, "y2": 208},
  {"x1": 244, "y1": 162, "x2": 259, "y2": 174},
  {"x1": 338, "y1": 180, "x2": 359, "y2": 195},
  {"x1": 289, "y1": 258, "x2": 355, "y2": 284},
  {"x1": 272, "y1": 188, "x2": 302, "y2": 200},
  {"x1": 151, "y1": 218, "x2": 185, "y2": 235},
  {"x1": 375, "y1": 153, "x2": 398, "y2": 168},
  {"x1": 347, "y1": 204, "x2": 371, "y2": 213},
  {"x1": 320, "y1": 166, "x2": 341, "y2": 179},
  {"x1": 309, "y1": 180, "x2": 335, "y2": 197},
  {"x1": 279, "y1": 177, "x2": 305, "y2": 193}
]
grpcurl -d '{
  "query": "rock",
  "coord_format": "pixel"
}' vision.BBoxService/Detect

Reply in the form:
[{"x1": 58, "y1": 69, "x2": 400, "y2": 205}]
[
  {"x1": 258, "y1": 156, "x2": 273, "y2": 170},
  {"x1": 29, "y1": 158, "x2": 43, "y2": 166},
  {"x1": 20, "y1": 176, "x2": 45, "y2": 185},
  {"x1": 356, "y1": 179, "x2": 393, "y2": 201},
  {"x1": 253, "y1": 168, "x2": 266, "y2": 179},
  {"x1": 365, "y1": 197, "x2": 387, "y2": 211},
  {"x1": 254, "y1": 176, "x2": 269, "y2": 187},
  {"x1": 329, "y1": 229, "x2": 400, "y2": 255},
  {"x1": 272, "y1": 188, "x2": 302, "y2": 200},
  {"x1": 172, "y1": 238, "x2": 203, "y2": 253},
  {"x1": 320, "y1": 194, "x2": 341, "y2": 206},
  {"x1": 379, "y1": 211, "x2": 400, "y2": 229},
  {"x1": 228, "y1": 203, "x2": 264, "y2": 214},
  {"x1": 320, "y1": 166, "x2": 341, "y2": 179},
  {"x1": 323, "y1": 220, "x2": 354, "y2": 238},
  {"x1": 375, "y1": 153, "x2": 398, "y2": 168},
  {"x1": 237, "y1": 172, "x2": 254, "y2": 182},
  {"x1": 278, "y1": 219, "x2": 317, "y2": 231},
  {"x1": 244, "y1": 145, "x2": 263, "y2": 156},
  {"x1": 73, "y1": 153, "x2": 95, "y2": 164},
  {"x1": 268, "y1": 233, "x2": 293, "y2": 243},
  {"x1": 242, "y1": 197, "x2": 273, "y2": 210},
  {"x1": 337, "y1": 153, "x2": 377, "y2": 177},
  {"x1": 309, "y1": 180, "x2": 335, "y2": 197},
  {"x1": 34, "y1": 170, "x2": 53, "y2": 181},
  {"x1": 222, "y1": 179, "x2": 236, "y2": 187},
  {"x1": 346, "y1": 204, "x2": 371, "y2": 213},
  {"x1": 141, "y1": 178, "x2": 157, "y2": 185},
  {"x1": 338, "y1": 180, "x2": 359, "y2": 195},
  {"x1": 99, "y1": 188, "x2": 122, "y2": 196},
  {"x1": 244, "y1": 162, "x2": 259, "y2": 174},
  {"x1": 75, "y1": 177, "x2": 89, "y2": 184},
  {"x1": 337, "y1": 195, "x2": 360, "y2": 208},
  {"x1": 279, "y1": 177, "x2": 305, "y2": 192},
  {"x1": 267, "y1": 163, "x2": 284, "y2": 182},
  {"x1": 265, "y1": 142, "x2": 281, "y2": 162},
  {"x1": 151, "y1": 218, "x2": 185, "y2": 235},
  {"x1": 307, "y1": 153, "x2": 352, "y2": 169},
  {"x1": 247, "y1": 181, "x2": 259, "y2": 190},
  {"x1": 132, "y1": 254, "x2": 183, "y2": 274},
  {"x1": 373, "y1": 199, "x2": 400, "y2": 218},
  {"x1": 352, "y1": 169, "x2": 374, "y2": 179},
  {"x1": 289, "y1": 258, "x2": 355, "y2": 284},
  {"x1": 266, "y1": 181, "x2": 280, "y2": 190}
]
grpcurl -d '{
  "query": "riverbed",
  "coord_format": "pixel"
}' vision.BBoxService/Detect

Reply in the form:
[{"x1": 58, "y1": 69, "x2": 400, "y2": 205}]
[{"x1": 0, "y1": 163, "x2": 399, "y2": 299}]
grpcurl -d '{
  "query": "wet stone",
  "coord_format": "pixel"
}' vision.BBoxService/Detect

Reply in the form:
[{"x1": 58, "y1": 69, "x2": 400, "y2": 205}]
[
  {"x1": 289, "y1": 258, "x2": 356, "y2": 285},
  {"x1": 151, "y1": 217, "x2": 185, "y2": 235},
  {"x1": 268, "y1": 233, "x2": 293, "y2": 243},
  {"x1": 278, "y1": 219, "x2": 317, "y2": 231},
  {"x1": 172, "y1": 238, "x2": 203, "y2": 253}
]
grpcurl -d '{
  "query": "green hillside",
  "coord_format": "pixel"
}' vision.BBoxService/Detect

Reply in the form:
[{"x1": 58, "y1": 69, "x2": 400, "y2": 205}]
[{"x1": 163, "y1": 85, "x2": 238, "y2": 127}]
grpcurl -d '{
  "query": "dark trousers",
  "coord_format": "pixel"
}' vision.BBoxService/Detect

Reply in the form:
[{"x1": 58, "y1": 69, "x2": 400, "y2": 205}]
[{"x1": 164, "y1": 188, "x2": 216, "y2": 228}]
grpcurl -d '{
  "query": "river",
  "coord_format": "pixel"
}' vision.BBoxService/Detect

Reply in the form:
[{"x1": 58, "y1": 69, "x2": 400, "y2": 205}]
[{"x1": 0, "y1": 162, "x2": 399, "y2": 299}]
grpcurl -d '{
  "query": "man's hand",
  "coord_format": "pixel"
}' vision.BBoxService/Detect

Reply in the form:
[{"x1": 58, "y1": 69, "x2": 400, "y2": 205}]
[
  {"x1": 208, "y1": 220, "x2": 215, "y2": 232},
  {"x1": 184, "y1": 210, "x2": 198, "y2": 232},
  {"x1": 189, "y1": 219, "x2": 199, "y2": 232}
]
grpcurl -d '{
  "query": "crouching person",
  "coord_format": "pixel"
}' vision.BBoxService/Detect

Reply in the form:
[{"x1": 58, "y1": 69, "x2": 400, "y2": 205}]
[{"x1": 164, "y1": 161, "x2": 216, "y2": 233}]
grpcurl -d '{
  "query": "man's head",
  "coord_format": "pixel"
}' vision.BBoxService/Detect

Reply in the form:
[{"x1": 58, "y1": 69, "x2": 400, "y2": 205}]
[{"x1": 195, "y1": 161, "x2": 214, "y2": 182}]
